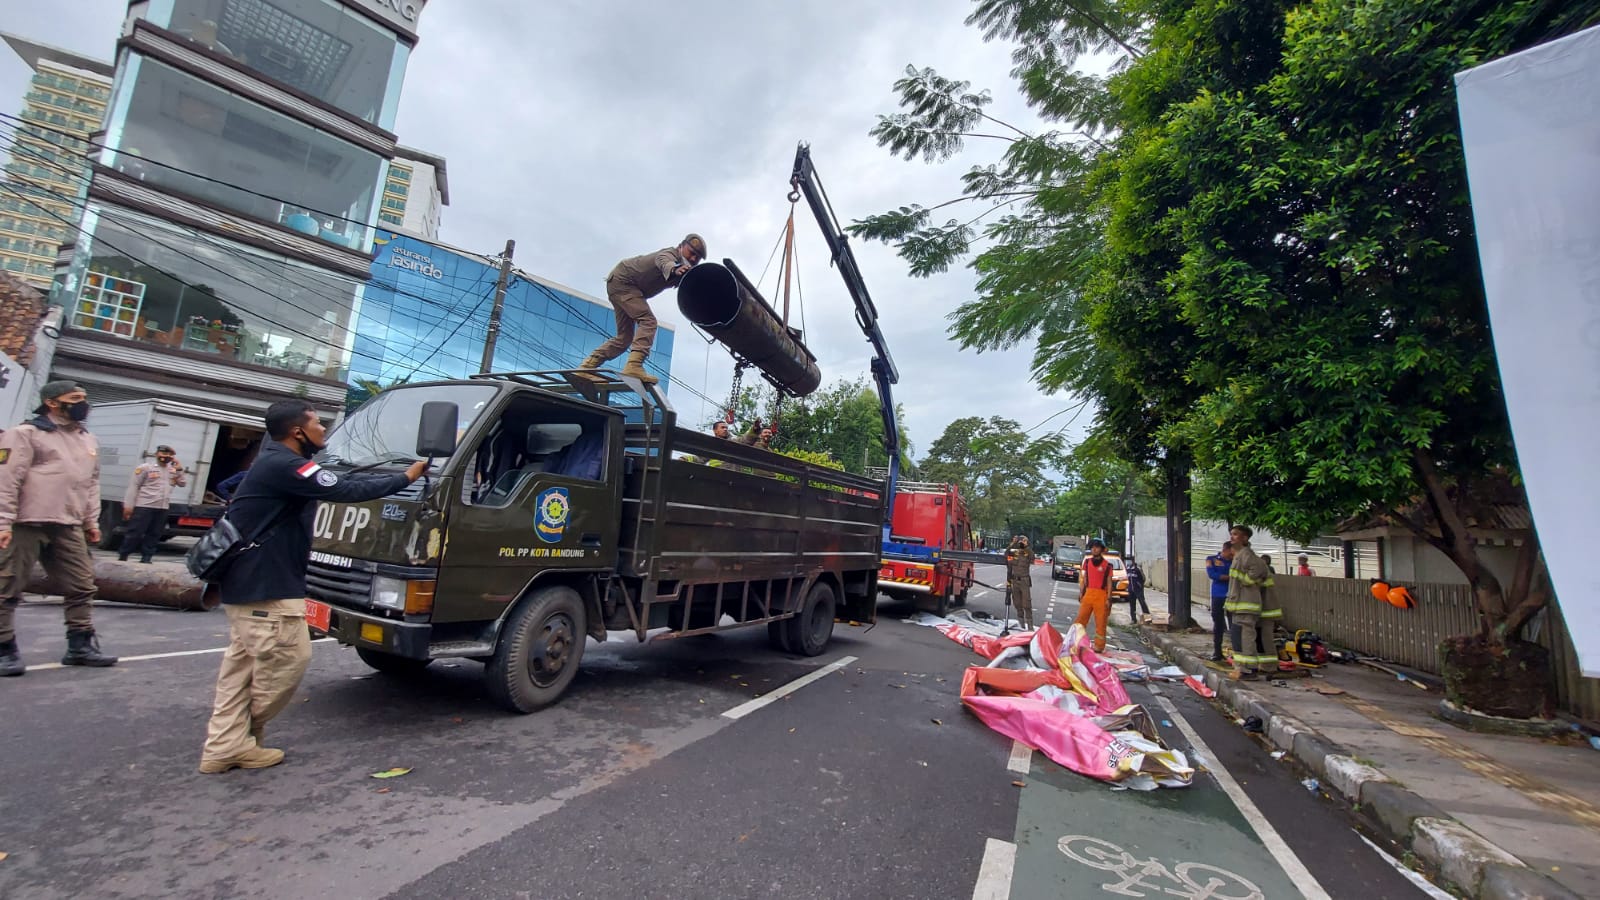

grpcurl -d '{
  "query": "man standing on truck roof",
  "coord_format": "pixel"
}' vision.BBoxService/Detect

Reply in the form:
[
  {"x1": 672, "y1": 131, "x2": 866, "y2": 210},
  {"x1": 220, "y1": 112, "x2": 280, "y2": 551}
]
[
  {"x1": 198, "y1": 400, "x2": 430, "y2": 774},
  {"x1": 0, "y1": 381, "x2": 117, "y2": 676},
  {"x1": 1006, "y1": 535, "x2": 1034, "y2": 629},
  {"x1": 119, "y1": 444, "x2": 185, "y2": 563},
  {"x1": 1076, "y1": 539, "x2": 1113, "y2": 653},
  {"x1": 577, "y1": 234, "x2": 707, "y2": 385}
]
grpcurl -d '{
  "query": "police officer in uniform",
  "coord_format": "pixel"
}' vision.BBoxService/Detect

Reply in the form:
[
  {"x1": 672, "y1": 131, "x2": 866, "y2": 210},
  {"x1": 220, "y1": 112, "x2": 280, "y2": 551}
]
[
  {"x1": 577, "y1": 234, "x2": 707, "y2": 385},
  {"x1": 1006, "y1": 535, "x2": 1035, "y2": 629},
  {"x1": 198, "y1": 400, "x2": 429, "y2": 773},
  {"x1": 0, "y1": 381, "x2": 117, "y2": 676},
  {"x1": 120, "y1": 444, "x2": 185, "y2": 563}
]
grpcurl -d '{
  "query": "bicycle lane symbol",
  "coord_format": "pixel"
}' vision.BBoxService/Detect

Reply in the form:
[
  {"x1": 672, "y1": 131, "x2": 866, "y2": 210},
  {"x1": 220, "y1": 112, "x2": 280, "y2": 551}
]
[{"x1": 1058, "y1": 835, "x2": 1265, "y2": 900}]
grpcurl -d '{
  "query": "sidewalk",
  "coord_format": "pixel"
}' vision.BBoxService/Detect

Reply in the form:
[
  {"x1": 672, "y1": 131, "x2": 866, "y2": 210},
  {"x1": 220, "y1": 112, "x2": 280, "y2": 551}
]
[{"x1": 1130, "y1": 589, "x2": 1593, "y2": 899}]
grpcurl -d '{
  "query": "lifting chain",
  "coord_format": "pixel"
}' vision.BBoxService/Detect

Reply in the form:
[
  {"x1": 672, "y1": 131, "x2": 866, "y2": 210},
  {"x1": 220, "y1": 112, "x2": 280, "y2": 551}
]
[{"x1": 725, "y1": 361, "x2": 750, "y2": 424}]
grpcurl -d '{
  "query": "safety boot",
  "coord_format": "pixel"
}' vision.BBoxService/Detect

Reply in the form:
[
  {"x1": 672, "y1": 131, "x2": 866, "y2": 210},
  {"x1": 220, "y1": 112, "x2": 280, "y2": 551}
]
[
  {"x1": 620, "y1": 351, "x2": 658, "y2": 385},
  {"x1": 199, "y1": 746, "x2": 285, "y2": 774},
  {"x1": 574, "y1": 351, "x2": 609, "y2": 383},
  {"x1": 0, "y1": 639, "x2": 24, "y2": 677},
  {"x1": 62, "y1": 629, "x2": 118, "y2": 667}
]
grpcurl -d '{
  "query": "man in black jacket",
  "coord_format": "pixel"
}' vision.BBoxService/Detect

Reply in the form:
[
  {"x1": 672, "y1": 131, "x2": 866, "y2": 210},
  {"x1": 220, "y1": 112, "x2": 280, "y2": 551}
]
[{"x1": 198, "y1": 401, "x2": 428, "y2": 774}]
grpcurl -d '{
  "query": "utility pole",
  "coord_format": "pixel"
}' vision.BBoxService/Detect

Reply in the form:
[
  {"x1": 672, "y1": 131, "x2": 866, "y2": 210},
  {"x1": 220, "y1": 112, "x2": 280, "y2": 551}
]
[
  {"x1": 478, "y1": 239, "x2": 515, "y2": 375},
  {"x1": 1165, "y1": 457, "x2": 1194, "y2": 629}
]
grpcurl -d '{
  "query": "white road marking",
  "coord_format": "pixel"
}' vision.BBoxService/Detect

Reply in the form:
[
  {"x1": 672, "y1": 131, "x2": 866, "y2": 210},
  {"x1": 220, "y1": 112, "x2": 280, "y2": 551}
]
[
  {"x1": 1153, "y1": 694, "x2": 1332, "y2": 900},
  {"x1": 26, "y1": 638, "x2": 333, "y2": 672},
  {"x1": 1356, "y1": 834, "x2": 1455, "y2": 900},
  {"x1": 1007, "y1": 740, "x2": 1033, "y2": 774},
  {"x1": 971, "y1": 837, "x2": 1017, "y2": 900},
  {"x1": 721, "y1": 654, "x2": 857, "y2": 720}
]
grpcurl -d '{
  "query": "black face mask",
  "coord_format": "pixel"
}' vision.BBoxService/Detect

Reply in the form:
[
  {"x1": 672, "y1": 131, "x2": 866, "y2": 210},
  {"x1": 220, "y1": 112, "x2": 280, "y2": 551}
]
[
  {"x1": 297, "y1": 429, "x2": 324, "y2": 459},
  {"x1": 65, "y1": 400, "x2": 90, "y2": 422}
]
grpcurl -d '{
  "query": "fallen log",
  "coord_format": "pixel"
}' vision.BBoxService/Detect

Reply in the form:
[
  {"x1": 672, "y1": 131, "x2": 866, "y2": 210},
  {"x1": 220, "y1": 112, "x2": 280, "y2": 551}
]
[{"x1": 27, "y1": 559, "x2": 211, "y2": 612}]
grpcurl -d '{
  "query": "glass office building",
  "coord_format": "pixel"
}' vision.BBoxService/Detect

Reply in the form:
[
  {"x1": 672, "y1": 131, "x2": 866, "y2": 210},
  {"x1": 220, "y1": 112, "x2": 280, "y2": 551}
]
[{"x1": 349, "y1": 232, "x2": 675, "y2": 404}]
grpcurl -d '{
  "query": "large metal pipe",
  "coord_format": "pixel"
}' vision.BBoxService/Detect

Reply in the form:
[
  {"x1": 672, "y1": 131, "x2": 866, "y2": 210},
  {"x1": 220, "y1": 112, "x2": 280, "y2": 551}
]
[
  {"x1": 28, "y1": 560, "x2": 212, "y2": 612},
  {"x1": 677, "y1": 260, "x2": 822, "y2": 396}
]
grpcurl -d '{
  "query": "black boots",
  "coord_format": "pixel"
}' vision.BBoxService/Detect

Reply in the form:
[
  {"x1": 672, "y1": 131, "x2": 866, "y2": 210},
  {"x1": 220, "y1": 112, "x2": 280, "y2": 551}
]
[
  {"x1": 0, "y1": 640, "x2": 23, "y2": 677},
  {"x1": 62, "y1": 629, "x2": 118, "y2": 667}
]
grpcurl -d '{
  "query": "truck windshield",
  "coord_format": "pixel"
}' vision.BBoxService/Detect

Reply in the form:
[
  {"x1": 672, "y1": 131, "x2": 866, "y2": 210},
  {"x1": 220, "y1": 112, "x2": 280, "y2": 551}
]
[
  {"x1": 1056, "y1": 547, "x2": 1084, "y2": 564},
  {"x1": 323, "y1": 384, "x2": 497, "y2": 467}
]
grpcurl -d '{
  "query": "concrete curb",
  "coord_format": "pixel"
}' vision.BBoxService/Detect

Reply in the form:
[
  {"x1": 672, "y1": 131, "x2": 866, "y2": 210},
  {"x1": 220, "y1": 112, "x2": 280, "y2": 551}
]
[{"x1": 1139, "y1": 626, "x2": 1581, "y2": 900}]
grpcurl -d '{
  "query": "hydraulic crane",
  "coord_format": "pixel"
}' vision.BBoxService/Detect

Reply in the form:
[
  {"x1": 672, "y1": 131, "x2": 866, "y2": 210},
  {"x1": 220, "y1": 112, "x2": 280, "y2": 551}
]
[{"x1": 788, "y1": 142, "x2": 902, "y2": 542}]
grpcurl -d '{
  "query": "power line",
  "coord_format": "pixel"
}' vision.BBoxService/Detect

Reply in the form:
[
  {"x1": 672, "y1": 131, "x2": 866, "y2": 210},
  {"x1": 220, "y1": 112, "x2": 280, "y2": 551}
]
[
  {"x1": 0, "y1": 178, "x2": 463, "y2": 382},
  {"x1": 0, "y1": 123, "x2": 496, "y2": 326}
]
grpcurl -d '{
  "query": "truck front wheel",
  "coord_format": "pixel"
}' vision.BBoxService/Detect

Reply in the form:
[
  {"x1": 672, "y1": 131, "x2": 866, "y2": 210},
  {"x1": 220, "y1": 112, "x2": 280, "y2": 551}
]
[
  {"x1": 783, "y1": 581, "x2": 836, "y2": 657},
  {"x1": 486, "y1": 586, "x2": 587, "y2": 713},
  {"x1": 356, "y1": 646, "x2": 433, "y2": 676}
]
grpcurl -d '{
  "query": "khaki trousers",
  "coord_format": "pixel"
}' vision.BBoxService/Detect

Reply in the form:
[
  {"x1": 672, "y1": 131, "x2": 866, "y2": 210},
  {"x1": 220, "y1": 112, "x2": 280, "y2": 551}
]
[
  {"x1": 0, "y1": 523, "x2": 97, "y2": 643},
  {"x1": 592, "y1": 281, "x2": 658, "y2": 361},
  {"x1": 200, "y1": 598, "x2": 313, "y2": 762},
  {"x1": 1075, "y1": 588, "x2": 1111, "y2": 652},
  {"x1": 1009, "y1": 576, "x2": 1033, "y2": 628}
]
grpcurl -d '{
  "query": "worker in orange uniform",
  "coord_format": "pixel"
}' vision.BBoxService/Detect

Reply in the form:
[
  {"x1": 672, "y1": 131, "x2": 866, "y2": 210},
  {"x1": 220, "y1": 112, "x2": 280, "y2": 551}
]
[{"x1": 1075, "y1": 538, "x2": 1113, "y2": 652}]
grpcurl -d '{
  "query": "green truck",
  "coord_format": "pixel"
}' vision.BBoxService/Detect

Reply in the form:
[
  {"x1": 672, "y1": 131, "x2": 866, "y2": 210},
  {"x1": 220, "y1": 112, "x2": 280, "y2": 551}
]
[{"x1": 301, "y1": 372, "x2": 884, "y2": 712}]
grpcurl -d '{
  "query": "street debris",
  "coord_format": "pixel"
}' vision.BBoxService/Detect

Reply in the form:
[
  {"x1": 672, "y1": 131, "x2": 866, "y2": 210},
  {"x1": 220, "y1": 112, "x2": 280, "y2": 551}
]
[
  {"x1": 943, "y1": 621, "x2": 1194, "y2": 789},
  {"x1": 1184, "y1": 676, "x2": 1216, "y2": 699},
  {"x1": 1301, "y1": 778, "x2": 1320, "y2": 793},
  {"x1": 931, "y1": 718, "x2": 943, "y2": 726},
  {"x1": 1012, "y1": 780, "x2": 1026, "y2": 787},
  {"x1": 1151, "y1": 665, "x2": 1186, "y2": 680},
  {"x1": 370, "y1": 767, "x2": 413, "y2": 779},
  {"x1": 375, "y1": 787, "x2": 391, "y2": 794},
  {"x1": 1271, "y1": 751, "x2": 1287, "y2": 760},
  {"x1": 1242, "y1": 716, "x2": 1265, "y2": 734},
  {"x1": 1589, "y1": 736, "x2": 1600, "y2": 752},
  {"x1": 1315, "y1": 687, "x2": 1347, "y2": 696}
]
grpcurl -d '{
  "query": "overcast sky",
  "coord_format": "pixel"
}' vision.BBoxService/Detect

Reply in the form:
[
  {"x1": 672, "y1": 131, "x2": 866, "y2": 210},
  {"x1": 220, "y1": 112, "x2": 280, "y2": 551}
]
[{"x1": 2, "y1": 1, "x2": 1092, "y2": 461}]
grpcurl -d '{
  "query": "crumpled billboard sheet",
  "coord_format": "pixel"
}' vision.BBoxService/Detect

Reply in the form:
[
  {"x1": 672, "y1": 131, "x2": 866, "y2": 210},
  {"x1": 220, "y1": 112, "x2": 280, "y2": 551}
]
[{"x1": 951, "y1": 623, "x2": 1193, "y2": 788}]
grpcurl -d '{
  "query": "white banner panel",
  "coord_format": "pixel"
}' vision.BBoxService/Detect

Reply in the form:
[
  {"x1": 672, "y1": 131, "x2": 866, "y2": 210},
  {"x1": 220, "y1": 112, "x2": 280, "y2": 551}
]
[{"x1": 1456, "y1": 25, "x2": 1600, "y2": 675}]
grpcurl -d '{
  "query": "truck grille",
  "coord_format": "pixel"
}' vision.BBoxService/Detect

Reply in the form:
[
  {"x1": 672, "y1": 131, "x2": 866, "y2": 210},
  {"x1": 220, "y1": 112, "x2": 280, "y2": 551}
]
[{"x1": 306, "y1": 558, "x2": 375, "y2": 608}]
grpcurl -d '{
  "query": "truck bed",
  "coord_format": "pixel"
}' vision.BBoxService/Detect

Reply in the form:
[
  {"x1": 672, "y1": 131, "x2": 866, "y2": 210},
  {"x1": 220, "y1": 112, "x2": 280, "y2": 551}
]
[{"x1": 617, "y1": 424, "x2": 885, "y2": 587}]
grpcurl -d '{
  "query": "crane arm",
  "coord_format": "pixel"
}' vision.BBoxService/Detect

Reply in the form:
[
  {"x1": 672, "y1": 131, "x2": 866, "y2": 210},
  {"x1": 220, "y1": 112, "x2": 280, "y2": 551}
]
[{"x1": 789, "y1": 142, "x2": 901, "y2": 533}]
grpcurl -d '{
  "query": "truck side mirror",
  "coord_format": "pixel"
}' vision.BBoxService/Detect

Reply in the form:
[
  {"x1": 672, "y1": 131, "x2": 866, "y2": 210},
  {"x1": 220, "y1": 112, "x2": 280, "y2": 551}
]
[{"x1": 416, "y1": 402, "x2": 459, "y2": 458}]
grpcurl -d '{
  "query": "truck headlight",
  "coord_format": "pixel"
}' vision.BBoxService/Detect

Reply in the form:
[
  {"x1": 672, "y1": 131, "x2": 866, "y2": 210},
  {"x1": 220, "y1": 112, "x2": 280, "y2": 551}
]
[
  {"x1": 371, "y1": 576, "x2": 437, "y2": 615},
  {"x1": 371, "y1": 575, "x2": 406, "y2": 612}
]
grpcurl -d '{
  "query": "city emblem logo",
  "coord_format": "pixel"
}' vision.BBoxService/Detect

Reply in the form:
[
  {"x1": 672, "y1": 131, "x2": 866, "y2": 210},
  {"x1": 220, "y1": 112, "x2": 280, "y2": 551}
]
[{"x1": 534, "y1": 487, "x2": 571, "y2": 544}]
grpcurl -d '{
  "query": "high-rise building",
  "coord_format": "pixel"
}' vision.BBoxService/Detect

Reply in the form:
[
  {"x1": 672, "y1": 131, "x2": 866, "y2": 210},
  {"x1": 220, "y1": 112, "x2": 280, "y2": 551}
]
[
  {"x1": 0, "y1": 35, "x2": 113, "y2": 289},
  {"x1": 49, "y1": 0, "x2": 435, "y2": 423},
  {"x1": 377, "y1": 145, "x2": 446, "y2": 239}
]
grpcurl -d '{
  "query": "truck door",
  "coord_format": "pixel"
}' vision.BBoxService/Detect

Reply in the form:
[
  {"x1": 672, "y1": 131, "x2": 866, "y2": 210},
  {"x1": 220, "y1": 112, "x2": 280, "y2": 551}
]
[{"x1": 433, "y1": 397, "x2": 624, "y2": 625}]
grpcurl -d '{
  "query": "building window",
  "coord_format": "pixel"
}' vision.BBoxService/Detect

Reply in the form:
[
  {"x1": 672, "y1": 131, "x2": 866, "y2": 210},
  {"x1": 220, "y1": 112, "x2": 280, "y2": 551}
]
[
  {"x1": 71, "y1": 203, "x2": 361, "y2": 380},
  {"x1": 381, "y1": 197, "x2": 406, "y2": 211},
  {"x1": 153, "y1": 0, "x2": 411, "y2": 129},
  {"x1": 379, "y1": 212, "x2": 403, "y2": 226},
  {"x1": 104, "y1": 55, "x2": 386, "y2": 252},
  {"x1": 386, "y1": 182, "x2": 409, "y2": 197},
  {"x1": 389, "y1": 165, "x2": 411, "y2": 182}
]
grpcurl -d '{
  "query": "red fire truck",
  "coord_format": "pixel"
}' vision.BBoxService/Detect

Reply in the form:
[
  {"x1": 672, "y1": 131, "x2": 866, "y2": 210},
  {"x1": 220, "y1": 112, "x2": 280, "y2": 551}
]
[{"x1": 877, "y1": 480, "x2": 975, "y2": 616}]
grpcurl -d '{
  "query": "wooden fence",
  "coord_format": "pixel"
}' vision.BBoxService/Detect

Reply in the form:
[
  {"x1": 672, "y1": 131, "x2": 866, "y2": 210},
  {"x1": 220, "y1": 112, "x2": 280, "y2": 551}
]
[{"x1": 1273, "y1": 576, "x2": 1600, "y2": 722}]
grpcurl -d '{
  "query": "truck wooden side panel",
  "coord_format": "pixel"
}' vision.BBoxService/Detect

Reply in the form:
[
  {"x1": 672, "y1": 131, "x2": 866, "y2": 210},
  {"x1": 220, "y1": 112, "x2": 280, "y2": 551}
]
[{"x1": 618, "y1": 425, "x2": 884, "y2": 602}]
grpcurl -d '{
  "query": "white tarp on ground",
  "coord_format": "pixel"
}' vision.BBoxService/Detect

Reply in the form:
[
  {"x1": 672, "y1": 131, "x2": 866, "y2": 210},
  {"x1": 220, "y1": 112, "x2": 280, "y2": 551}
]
[{"x1": 1456, "y1": 25, "x2": 1600, "y2": 676}]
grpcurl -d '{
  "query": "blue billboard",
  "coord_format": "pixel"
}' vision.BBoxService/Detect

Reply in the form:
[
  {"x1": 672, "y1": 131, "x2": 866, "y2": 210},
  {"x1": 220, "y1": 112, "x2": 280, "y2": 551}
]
[{"x1": 349, "y1": 232, "x2": 675, "y2": 400}]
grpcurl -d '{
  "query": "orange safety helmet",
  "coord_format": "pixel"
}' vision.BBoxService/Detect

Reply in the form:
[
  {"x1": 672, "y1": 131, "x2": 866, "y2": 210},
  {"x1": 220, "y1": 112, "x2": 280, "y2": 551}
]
[
  {"x1": 1386, "y1": 585, "x2": 1416, "y2": 610},
  {"x1": 1370, "y1": 581, "x2": 1391, "y2": 602}
]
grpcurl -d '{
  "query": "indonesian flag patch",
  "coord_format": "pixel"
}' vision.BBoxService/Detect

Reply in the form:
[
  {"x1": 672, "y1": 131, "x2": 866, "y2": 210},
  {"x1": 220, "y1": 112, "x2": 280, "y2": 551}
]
[{"x1": 296, "y1": 461, "x2": 322, "y2": 479}]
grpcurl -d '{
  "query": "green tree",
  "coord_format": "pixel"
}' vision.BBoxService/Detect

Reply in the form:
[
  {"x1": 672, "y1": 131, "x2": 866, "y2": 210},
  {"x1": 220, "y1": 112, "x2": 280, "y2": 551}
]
[
  {"x1": 857, "y1": 0, "x2": 1597, "y2": 670},
  {"x1": 711, "y1": 376, "x2": 912, "y2": 475},
  {"x1": 921, "y1": 415, "x2": 1063, "y2": 532},
  {"x1": 347, "y1": 376, "x2": 409, "y2": 411},
  {"x1": 1053, "y1": 432, "x2": 1160, "y2": 540}
]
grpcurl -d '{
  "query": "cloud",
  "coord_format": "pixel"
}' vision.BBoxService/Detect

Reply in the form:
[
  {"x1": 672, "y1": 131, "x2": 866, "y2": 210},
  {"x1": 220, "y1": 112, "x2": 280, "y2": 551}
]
[{"x1": 2, "y1": 0, "x2": 1090, "y2": 458}]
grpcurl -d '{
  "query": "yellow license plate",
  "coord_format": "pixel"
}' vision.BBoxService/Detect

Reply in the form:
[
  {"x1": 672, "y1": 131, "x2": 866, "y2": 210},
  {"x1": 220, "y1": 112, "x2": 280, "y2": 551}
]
[{"x1": 360, "y1": 622, "x2": 384, "y2": 644}]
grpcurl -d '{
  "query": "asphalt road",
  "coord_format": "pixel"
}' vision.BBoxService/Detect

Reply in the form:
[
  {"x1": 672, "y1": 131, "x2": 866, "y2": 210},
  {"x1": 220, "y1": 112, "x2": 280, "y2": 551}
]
[{"x1": 0, "y1": 562, "x2": 1444, "y2": 899}]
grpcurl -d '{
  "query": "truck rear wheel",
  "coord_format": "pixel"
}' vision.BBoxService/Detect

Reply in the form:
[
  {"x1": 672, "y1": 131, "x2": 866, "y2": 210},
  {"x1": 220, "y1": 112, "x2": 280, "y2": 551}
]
[
  {"x1": 356, "y1": 646, "x2": 433, "y2": 676},
  {"x1": 934, "y1": 588, "x2": 952, "y2": 618},
  {"x1": 485, "y1": 586, "x2": 587, "y2": 713},
  {"x1": 783, "y1": 581, "x2": 836, "y2": 657}
]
